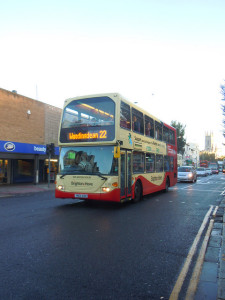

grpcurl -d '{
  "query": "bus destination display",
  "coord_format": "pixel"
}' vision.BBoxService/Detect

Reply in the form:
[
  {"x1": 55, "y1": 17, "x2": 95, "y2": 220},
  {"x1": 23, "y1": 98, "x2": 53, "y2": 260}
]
[
  {"x1": 60, "y1": 127, "x2": 114, "y2": 143},
  {"x1": 68, "y1": 130, "x2": 107, "y2": 140}
]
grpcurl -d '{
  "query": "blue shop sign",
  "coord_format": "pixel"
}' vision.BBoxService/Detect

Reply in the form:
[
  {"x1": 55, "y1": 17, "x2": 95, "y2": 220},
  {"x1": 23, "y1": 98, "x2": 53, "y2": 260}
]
[{"x1": 0, "y1": 140, "x2": 59, "y2": 155}]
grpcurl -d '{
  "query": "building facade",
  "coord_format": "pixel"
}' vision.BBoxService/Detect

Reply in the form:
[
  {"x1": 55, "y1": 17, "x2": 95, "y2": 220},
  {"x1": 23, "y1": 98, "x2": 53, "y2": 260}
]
[
  {"x1": 183, "y1": 142, "x2": 200, "y2": 167},
  {"x1": 0, "y1": 88, "x2": 62, "y2": 185}
]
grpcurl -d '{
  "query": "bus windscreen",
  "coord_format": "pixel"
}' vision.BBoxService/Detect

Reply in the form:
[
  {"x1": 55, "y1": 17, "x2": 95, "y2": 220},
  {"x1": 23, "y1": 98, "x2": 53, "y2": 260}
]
[
  {"x1": 59, "y1": 146, "x2": 118, "y2": 176},
  {"x1": 59, "y1": 96, "x2": 115, "y2": 143}
]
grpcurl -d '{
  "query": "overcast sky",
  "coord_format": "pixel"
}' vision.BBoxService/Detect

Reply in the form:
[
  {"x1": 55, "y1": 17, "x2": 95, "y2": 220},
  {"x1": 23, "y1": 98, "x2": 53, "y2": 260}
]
[{"x1": 1, "y1": 0, "x2": 225, "y2": 151}]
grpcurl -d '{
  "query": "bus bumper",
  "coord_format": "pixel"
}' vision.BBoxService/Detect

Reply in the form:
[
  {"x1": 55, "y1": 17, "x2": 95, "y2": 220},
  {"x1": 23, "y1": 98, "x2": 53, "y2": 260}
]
[{"x1": 55, "y1": 188, "x2": 121, "y2": 202}]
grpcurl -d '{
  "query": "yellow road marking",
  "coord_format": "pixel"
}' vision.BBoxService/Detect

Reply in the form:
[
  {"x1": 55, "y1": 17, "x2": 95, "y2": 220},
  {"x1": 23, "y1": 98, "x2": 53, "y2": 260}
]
[
  {"x1": 169, "y1": 206, "x2": 213, "y2": 300},
  {"x1": 185, "y1": 206, "x2": 218, "y2": 300}
]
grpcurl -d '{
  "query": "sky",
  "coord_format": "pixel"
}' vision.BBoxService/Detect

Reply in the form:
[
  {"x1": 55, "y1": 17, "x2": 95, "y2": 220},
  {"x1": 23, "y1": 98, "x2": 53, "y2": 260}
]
[{"x1": 1, "y1": 0, "x2": 225, "y2": 152}]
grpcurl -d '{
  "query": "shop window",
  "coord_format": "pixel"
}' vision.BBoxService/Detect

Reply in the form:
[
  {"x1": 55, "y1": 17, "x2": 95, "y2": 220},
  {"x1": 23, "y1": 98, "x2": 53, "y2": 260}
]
[{"x1": 0, "y1": 159, "x2": 8, "y2": 184}]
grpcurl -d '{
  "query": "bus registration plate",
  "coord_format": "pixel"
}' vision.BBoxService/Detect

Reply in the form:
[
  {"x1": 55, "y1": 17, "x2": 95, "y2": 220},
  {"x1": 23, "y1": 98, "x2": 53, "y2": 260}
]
[{"x1": 75, "y1": 194, "x2": 88, "y2": 198}]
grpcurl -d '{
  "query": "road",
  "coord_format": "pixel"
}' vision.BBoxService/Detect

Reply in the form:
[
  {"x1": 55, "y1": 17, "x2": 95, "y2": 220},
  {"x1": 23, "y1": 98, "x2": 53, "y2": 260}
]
[{"x1": 0, "y1": 174, "x2": 224, "y2": 300}]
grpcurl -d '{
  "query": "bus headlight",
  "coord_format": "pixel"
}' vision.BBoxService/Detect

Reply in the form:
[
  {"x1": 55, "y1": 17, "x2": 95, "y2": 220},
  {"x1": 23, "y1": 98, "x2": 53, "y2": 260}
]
[
  {"x1": 102, "y1": 187, "x2": 110, "y2": 192},
  {"x1": 57, "y1": 185, "x2": 65, "y2": 191}
]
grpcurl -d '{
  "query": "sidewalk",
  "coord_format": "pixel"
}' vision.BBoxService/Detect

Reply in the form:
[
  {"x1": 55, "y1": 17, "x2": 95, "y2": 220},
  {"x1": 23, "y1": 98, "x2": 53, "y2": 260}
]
[
  {"x1": 0, "y1": 182, "x2": 55, "y2": 197},
  {"x1": 195, "y1": 198, "x2": 225, "y2": 300},
  {"x1": 0, "y1": 183, "x2": 225, "y2": 299}
]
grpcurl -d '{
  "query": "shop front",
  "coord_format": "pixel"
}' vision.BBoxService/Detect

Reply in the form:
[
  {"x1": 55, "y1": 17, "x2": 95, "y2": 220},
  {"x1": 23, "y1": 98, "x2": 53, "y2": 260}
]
[{"x1": 0, "y1": 140, "x2": 59, "y2": 185}]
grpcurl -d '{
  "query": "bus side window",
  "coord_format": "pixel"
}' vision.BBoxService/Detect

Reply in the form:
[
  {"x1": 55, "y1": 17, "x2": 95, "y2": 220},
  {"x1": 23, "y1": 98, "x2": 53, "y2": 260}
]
[
  {"x1": 132, "y1": 108, "x2": 144, "y2": 134},
  {"x1": 155, "y1": 121, "x2": 162, "y2": 141},
  {"x1": 133, "y1": 151, "x2": 145, "y2": 173},
  {"x1": 164, "y1": 155, "x2": 170, "y2": 172},
  {"x1": 170, "y1": 157, "x2": 174, "y2": 171},
  {"x1": 146, "y1": 153, "x2": 155, "y2": 173},
  {"x1": 156, "y1": 154, "x2": 163, "y2": 172},
  {"x1": 120, "y1": 101, "x2": 131, "y2": 130},
  {"x1": 163, "y1": 126, "x2": 169, "y2": 143},
  {"x1": 169, "y1": 130, "x2": 175, "y2": 145},
  {"x1": 145, "y1": 115, "x2": 154, "y2": 138}
]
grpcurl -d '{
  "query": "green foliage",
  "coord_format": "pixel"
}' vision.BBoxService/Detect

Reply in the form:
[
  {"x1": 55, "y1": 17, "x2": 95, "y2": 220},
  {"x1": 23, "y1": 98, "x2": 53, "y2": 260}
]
[
  {"x1": 171, "y1": 120, "x2": 186, "y2": 155},
  {"x1": 199, "y1": 151, "x2": 216, "y2": 162}
]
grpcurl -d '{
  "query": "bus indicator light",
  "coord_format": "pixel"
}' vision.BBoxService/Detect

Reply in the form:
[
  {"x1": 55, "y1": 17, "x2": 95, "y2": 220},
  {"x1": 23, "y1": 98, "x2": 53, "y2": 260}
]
[{"x1": 114, "y1": 146, "x2": 120, "y2": 158}]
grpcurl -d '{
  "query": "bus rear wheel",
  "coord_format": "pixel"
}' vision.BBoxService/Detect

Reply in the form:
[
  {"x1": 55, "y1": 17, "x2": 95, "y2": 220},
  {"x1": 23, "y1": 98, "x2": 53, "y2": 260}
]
[
  {"x1": 133, "y1": 181, "x2": 142, "y2": 203},
  {"x1": 164, "y1": 177, "x2": 170, "y2": 193}
]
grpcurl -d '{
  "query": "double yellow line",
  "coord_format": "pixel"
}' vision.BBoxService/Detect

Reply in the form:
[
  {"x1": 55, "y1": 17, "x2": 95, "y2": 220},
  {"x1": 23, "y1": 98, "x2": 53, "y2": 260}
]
[{"x1": 169, "y1": 205, "x2": 218, "y2": 300}]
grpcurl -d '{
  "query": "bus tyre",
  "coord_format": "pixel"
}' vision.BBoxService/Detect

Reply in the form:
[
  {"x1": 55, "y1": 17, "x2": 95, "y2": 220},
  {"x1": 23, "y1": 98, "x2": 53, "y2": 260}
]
[
  {"x1": 133, "y1": 181, "x2": 142, "y2": 203},
  {"x1": 164, "y1": 177, "x2": 170, "y2": 193}
]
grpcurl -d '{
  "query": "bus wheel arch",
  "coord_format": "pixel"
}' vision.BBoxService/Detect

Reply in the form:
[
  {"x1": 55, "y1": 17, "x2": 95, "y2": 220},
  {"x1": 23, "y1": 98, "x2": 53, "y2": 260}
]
[{"x1": 133, "y1": 179, "x2": 143, "y2": 203}]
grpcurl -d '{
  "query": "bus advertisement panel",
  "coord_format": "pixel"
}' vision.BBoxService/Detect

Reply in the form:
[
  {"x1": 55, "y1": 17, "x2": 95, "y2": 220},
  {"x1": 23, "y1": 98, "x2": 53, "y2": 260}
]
[{"x1": 55, "y1": 93, "x2": 177, "y2": 203}]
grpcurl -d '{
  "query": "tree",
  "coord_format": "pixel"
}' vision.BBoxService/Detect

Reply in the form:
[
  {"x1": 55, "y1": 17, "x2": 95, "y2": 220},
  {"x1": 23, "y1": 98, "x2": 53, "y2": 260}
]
[
  {"x1": 199, "y1": 151, "x2": 215, "y2": 162},
  {"x1": 171, "y1": 120, "x2": 186, "y2": 155}
]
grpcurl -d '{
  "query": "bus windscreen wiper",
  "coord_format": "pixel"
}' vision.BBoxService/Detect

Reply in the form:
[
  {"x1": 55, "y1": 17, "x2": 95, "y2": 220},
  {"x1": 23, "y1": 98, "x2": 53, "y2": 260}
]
[
  {"x1": 95, "y1": 172, "x2": 107, "y2": 180},
  {"x1": 60, "y1": 173, "x2": 70, "y2": 178},
  {"x1": 60, "y1": 170, "x2": 77, "y2": 178}
]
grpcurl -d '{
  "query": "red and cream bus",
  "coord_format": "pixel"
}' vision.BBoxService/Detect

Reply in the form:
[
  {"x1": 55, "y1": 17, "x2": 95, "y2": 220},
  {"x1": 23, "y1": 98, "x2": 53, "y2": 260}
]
[{"x1": 55, "y1": 93, "x2": 177, "y2": 203}]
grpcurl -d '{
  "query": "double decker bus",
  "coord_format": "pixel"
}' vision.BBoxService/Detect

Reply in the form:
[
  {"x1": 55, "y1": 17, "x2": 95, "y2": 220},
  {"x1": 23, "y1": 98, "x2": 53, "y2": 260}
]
[
  {"x1": 55, "y1": 93, "x2": 177, "y2": 203},
  {"x1": 200, "y1": 160, "x2": 208, "y2": 168}
]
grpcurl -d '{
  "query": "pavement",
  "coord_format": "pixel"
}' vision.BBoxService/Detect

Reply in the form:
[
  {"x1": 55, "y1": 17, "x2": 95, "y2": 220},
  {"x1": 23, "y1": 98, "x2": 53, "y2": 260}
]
[
  {"x1": 0, "y1": 182, "x2": 55, "y2": 197},
  {"x1": 195, "y1": 198, "x2": 225, "y2": 300},
  {"x1": 0, "y1": 183, "x2": 225, "y2": 299}
]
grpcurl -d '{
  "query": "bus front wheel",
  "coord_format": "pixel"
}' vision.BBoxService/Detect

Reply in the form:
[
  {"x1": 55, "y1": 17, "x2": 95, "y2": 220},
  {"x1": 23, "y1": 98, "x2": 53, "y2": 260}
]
[{"x1": 133, "y1": 181, "x2": 142, "y2": 203}]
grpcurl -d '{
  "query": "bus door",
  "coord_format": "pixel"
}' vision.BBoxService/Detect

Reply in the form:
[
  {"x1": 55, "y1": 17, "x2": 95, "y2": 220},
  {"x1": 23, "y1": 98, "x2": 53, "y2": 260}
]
[{"x1": 120, "y1": 150, "x2": 132, "y2": 201}]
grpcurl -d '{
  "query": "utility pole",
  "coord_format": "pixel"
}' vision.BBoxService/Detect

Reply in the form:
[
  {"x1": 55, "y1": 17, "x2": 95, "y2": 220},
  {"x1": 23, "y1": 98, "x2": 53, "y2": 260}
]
[
  {"x1": 46, "y1": 143, "x2": 55, "y2": 188},
  {"x1": 46, "y1": 144, "x2": 51, "y2": 188}
]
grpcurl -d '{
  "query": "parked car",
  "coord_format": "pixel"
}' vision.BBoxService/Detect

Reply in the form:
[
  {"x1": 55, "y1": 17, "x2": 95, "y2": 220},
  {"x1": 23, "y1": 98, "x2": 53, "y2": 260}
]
[
  {"x1": 196, "y1": 167, "x2": 207, "y2": 177},
  {"x1": 178, "y1": 166, "x2": 197, "y2": 183},
  {"x1": 206, "y1": 168, "x2": 212, "y2": 175}
]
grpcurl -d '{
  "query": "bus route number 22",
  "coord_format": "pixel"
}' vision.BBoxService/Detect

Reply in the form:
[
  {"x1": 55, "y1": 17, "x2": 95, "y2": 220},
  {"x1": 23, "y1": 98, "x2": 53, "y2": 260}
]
[{"x1": 100, "y1": 130, "x2": 107, "y2": 139}]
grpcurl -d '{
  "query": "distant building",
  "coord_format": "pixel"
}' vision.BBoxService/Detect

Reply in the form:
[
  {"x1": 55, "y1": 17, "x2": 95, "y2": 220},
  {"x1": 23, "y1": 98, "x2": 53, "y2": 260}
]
[
  {"x1": 205, "y1": 132, "x2": 215, "y2": 152},
  {"x1": 183, "y1": 142, "x2": 200, "y2": 167},
  {"x1": 0, "y1": 88, "x2": 62, "y2": 185}
]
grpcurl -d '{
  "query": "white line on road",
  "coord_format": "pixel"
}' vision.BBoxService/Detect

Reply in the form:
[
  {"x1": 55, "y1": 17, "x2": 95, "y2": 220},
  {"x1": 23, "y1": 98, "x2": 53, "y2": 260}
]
[
  {"x1": 220, "y1": 190, "x2": 225, "y2": 195},
  {"x1": 175, "y1": 186, "x2": 224, "y2": 193}
]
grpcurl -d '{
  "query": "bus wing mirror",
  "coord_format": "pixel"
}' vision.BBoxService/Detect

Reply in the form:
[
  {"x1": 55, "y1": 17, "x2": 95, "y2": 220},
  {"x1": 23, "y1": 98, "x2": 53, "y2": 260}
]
[{"x1": 114, "y1": 146, "x2": 120, "y2": 158}]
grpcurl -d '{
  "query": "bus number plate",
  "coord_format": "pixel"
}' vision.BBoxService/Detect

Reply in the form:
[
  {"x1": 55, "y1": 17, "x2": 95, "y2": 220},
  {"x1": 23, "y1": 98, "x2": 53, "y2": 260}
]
[{"x1": 75, "y1": 194, "x2": 88, "y2": 198}]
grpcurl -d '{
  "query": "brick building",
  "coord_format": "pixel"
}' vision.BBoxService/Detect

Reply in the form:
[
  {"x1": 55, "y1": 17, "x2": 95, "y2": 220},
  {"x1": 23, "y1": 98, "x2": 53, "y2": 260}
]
[{"x1": 0, "y1": 88, "x2": 62, "y2": 184}]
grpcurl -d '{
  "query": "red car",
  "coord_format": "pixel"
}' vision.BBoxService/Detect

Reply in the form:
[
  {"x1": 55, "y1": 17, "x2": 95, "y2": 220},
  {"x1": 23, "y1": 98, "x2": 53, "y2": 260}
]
[{"x1": 211, "y1": 167, "x2": 219, "y2": 174}]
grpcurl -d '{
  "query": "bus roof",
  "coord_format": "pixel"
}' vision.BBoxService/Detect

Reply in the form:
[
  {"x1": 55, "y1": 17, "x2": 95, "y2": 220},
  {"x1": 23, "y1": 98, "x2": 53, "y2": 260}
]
[{"x1": 63, "y1": 92, "x2": 175, "y2": 132}]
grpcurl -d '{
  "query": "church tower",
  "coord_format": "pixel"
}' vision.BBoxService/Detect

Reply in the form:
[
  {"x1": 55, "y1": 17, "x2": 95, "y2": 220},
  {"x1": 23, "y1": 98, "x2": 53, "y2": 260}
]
[{"x1": 205, "y1": 132, "x2": 214, "y2": 152}]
